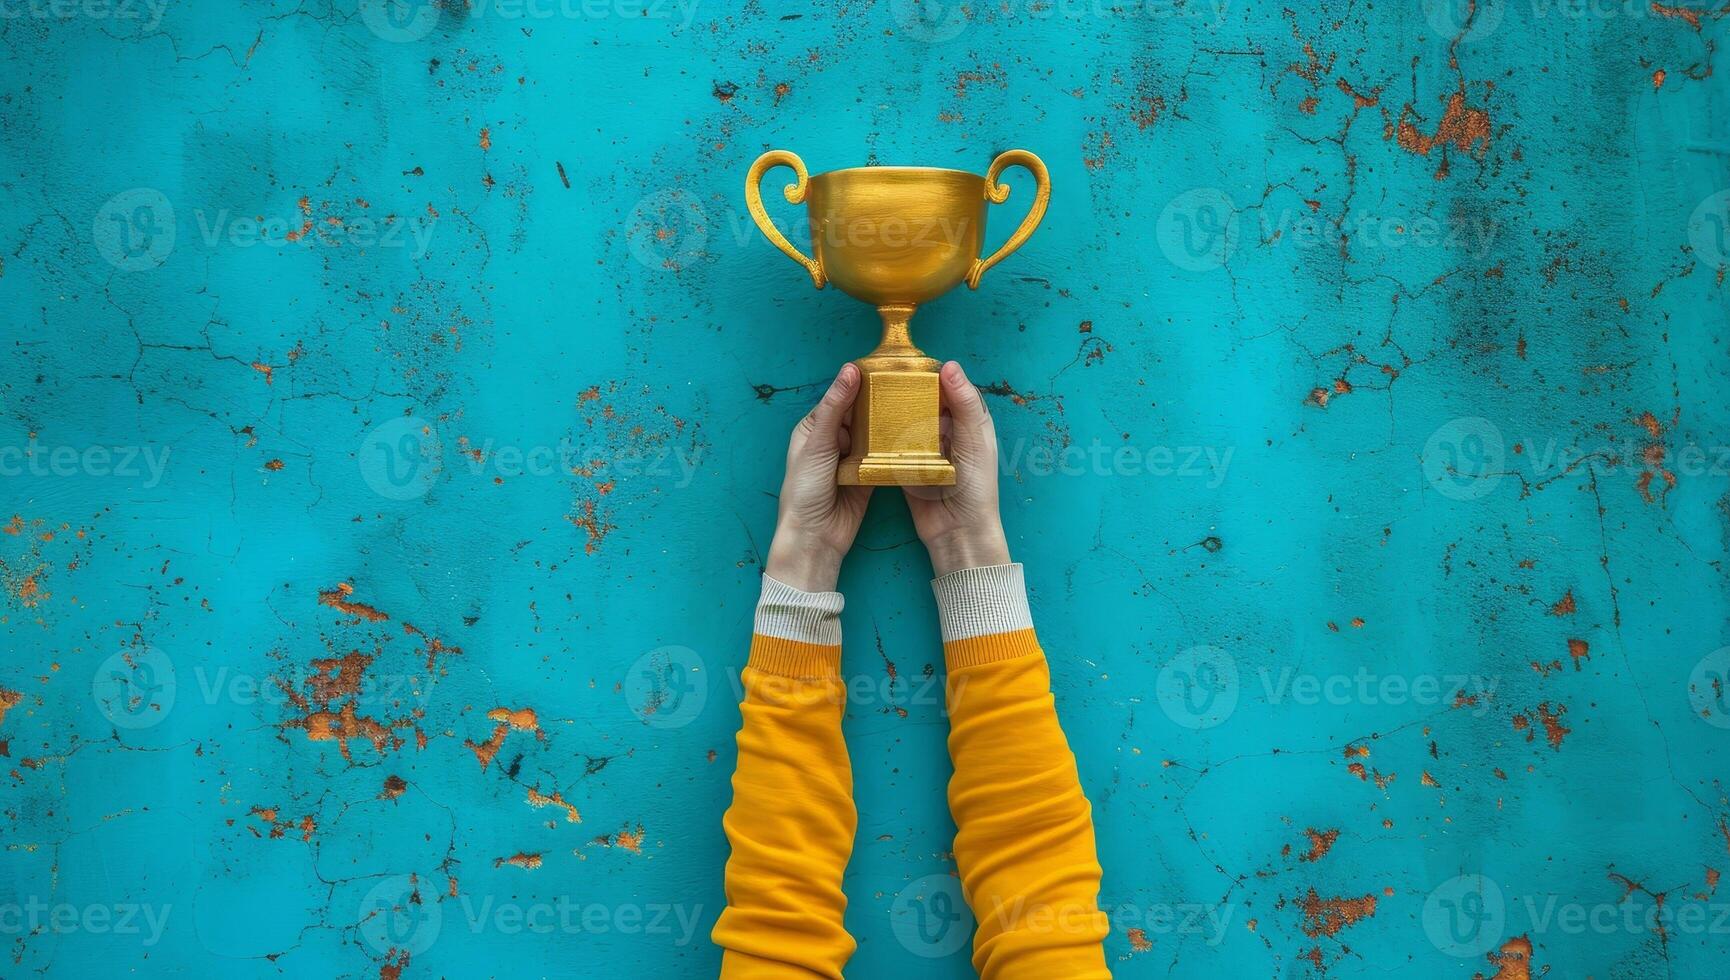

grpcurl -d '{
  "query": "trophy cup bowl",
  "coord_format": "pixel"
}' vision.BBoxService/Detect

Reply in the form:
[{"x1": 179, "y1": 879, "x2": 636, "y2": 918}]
[{"x1": 746, "y1": 149, "x2": 1050, "y2": 486}]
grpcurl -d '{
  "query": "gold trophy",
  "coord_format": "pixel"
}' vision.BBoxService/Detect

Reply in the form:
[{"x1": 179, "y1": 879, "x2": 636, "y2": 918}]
[{"x1": 745, "y1": 150, "x2": 1050, "y2": 486}]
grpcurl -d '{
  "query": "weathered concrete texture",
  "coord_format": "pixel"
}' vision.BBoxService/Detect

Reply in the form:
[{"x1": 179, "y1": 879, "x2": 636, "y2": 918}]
[{"x1": 1, "y1": 0, "x2": 1727, "y2": 977}]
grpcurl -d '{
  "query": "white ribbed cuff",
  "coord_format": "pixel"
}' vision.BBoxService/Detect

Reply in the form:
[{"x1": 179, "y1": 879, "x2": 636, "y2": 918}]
[
  {"x1": 931, "y1": 563, "x2": 1034, "y2": 642},
  {"x1": 753, "y1": 575, "x2": 844, "y2": 646}
]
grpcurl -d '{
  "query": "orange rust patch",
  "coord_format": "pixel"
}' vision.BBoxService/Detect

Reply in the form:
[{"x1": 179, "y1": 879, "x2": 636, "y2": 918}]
[
  {"x1": 1567, "y1": 639, "x2": 1590, "y2": 668},
  {"x1": 1652, "y1": 68, "x2": 1667, "y2": 90},
  {"x1": 1390, "y1": 87, "x2": 1492, "y2": 179},
  {"x1": 263, "y1": 459, "x2": 285, "y2": 471},
  {"x1": 1297, "y1": 888, "x2": 1377, "y2": 937},
  {"x1": 527, "y1": 786, "x2": 582, "y2": 824},
  {"x1": 1537, "y1": 703, "x2": 1571, "y2": 749},
  {"x1": 1300, "y1": 828, "x2": 1339, "y2": 862},
  {"x1": 1548, "y1": 591, "x2": 1576, "y2": 616},
  {"x1": 1126, "y1": 926, "x2": 1152, "y2": 952},
  {"x1": 488, "y1": 706, "x2": 540, "y2": 731},
  {"x1": 1476, "y1": 934, "x2": 1534, "y2": 980},
  {"x1": 317, "y1": 582, "x2": 388, "y2": 622},
  {"x1": 250, "y1": 361, "x2": 274, "y2": 385},
  {"x1": 381, "y1": 775, "x2": 408, "y2": 800},
  {"x1": 309, "y1": 652, "x2": 373, "y2": 703},
  {"x1": 478, "y1": 127, "x2": 492, "y2": 151},
  {"x1": 2, "y1": 515, "x2": 20, "y2": 536},
  {"x1": 464, "y1": 725, "x2": 509, "y2": 772},
  {"x1": 284, "y1": 702, "x2": 408, "y2": 762},
  {"x1": 0, "y1": 688, "x2": 20, "y2": 727},
  {"x1": 495, "y1": 852, "x2": 542, "y2": 870},
  {"x1": 594, "y1": 823, "x2": 646, "y2": 854},
  {"x1": 1650, "y1": 2, "x2": 1702, "y2": 29},
  {"x1": 465, "y1": 707, "x2": 542, "y2": 772}
]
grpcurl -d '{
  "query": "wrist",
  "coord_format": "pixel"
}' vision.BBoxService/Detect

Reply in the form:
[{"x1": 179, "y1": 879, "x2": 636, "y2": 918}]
[
  {"x1": 924, "y1": 524, "x2": 1011, "y2": 578},
  {"x1": 765, "y1": 529, "x2": 845, "y2": 593}
]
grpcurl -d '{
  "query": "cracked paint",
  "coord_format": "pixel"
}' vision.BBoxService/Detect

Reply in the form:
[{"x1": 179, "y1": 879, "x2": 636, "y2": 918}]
[{"x1": 1, "y1": 1, "x2": 1726, "y2": 977}]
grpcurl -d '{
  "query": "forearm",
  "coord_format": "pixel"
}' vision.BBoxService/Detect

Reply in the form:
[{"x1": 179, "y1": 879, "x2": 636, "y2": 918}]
[
  {"x1": 938, "y1": 564, "x2": 1109, "y2": 979},
  {"x1": 713, "y1": 577, "x2": 857, "y2": 979}
]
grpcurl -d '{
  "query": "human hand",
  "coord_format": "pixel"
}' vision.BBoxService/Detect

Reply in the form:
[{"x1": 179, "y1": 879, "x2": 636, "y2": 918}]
[
  {"x1": 905, "y1": 361, "x2": 1011, "y2": 577},
  {"x1": 763, "y1": 363, "x2": 874, "y2": 592}
]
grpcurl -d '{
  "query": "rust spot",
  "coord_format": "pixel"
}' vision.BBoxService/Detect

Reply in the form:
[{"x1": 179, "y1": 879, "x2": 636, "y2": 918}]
[
  {"x1": 1650, "y1": 2, "x2": 1702, "y2": 29},
  {"x1": 251, "y1": 361, "x2": 274, "y2": 385},
  {"x1": 318, "y1": 582, "x2": 389, "y2": 622},
  {"x1": 1390, "y1": 87, "x2": 1492, "y2": 179},
  {"x1": 1297, "y1": 888, "x2": 1377, "y2": 937},
  {"x1": 1300, "y1": 828, "x2": 1339, "y2": 862},
  {"x1": 1474, "y1": 934, "x2": 1534, "y2": 979},
  {"x1": 381, "y1": 775, "x2": 408, "y2": 800},
  {"x1": 1548, "y1": 591, "x2": 1576, "y2": 616},
  {"x1": 1126, "y1": 926, "x2": 1152, "y2": 952},
  {"x1": 495, "y1": 852, "x2": 543, "y2": 870},
  {"x1": 263, "y1": 459, "x2": 285, "y2": 471},
  {"x1": 283, "y1": 702, "x2": 409, "y2": 762},
  {"x1": 593, "y1": 823, "x2": 646, "y2": 853},
  {"x1": 527, "y1": 786, "x2": 582, "y2": 824},
  {"x1": 0, "y1": 688, "x2": 20, "y2": 727},
  {"x1": 1567, "y1": 638, "x2": 1590, "y2": 668},
  {"x1": 478, "y1": 127, "x2": 491, "y2": 151},
  {"x1": 1130, "y1": 95, "x2": 1166, "y2": 129},
  {"x1": 1653, "y1": 68, "x2": 1668, "y2": 90},
  {"x1": 465, "y1": 707, "x2": 541, "y2": 772}
]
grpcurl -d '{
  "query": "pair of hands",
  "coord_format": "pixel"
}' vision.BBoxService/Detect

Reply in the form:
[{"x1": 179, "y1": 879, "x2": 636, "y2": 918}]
[{"x1": 764, "y1": 361, "x2": 1011, "y2": 593}]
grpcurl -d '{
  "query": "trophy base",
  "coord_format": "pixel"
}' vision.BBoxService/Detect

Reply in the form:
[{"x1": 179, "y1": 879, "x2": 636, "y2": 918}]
[
  {"x1": 838, "y1": 453, "x2": 957, "y2": 487},
  {"x1": 836, "y1": 305, "x2": 958, "y2": 488}
]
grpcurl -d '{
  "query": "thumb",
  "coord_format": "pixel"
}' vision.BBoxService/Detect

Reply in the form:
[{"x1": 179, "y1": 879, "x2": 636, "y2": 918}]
[
  {"x1": 940, "y1": 361, "x2": 993, "y2": 452},
  {"x1": 800, "y1": 362, "x2": 860, "y2": 452}
]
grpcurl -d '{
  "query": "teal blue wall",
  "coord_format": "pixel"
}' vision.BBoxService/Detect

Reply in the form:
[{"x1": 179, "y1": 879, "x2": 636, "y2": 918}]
[{"x1": 1, "y1": 1, "x2": 1727, "y2": 976}]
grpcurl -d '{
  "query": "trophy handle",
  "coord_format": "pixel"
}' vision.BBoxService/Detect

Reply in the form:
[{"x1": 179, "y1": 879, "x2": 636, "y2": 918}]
[
  {"x1": 745, "y1": 150, "x2": 826, "y2": 289},
  {"x1": 966, "y1": 149, "x2": 1051, "y2": 289}
]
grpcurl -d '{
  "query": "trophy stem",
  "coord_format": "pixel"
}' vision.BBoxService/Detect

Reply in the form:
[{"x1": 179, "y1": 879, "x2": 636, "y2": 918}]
[
  {"x1": 837, "y1": 304, "x2": 956, "y2": 488},
  {"x1": 867, "y1": 303, "x2": 927, "y2": 361}
]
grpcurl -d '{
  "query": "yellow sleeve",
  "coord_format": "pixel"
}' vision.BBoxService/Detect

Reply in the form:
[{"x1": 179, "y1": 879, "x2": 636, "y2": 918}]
[
  {"x1": 938, "y1": 565, "x2": 1111, "y2": 979},
  {"x1": 713, "y1": 579, "x2": 857, "y2": 979}
]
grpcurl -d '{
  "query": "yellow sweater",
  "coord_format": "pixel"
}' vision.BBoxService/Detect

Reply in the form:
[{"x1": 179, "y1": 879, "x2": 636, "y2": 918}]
[{"x1": 713, "y1": 565, "x2": 1110, "y2": 978}]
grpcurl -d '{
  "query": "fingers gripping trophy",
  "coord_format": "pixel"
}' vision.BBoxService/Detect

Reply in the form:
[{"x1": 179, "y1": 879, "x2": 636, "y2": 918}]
[{"x1": 745, "y1": 150, "x2": 1051, "y2": 486}]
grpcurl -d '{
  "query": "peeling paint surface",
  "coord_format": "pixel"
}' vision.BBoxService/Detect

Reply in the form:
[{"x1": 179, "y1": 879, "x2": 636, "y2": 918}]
[{"x1": 1, "y1": 1, "x2": 1728, "y2": 977}]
